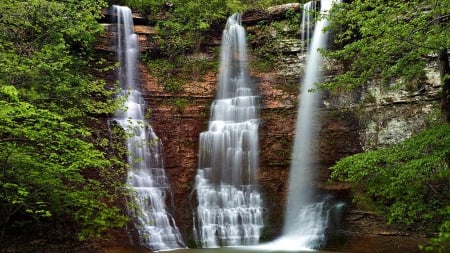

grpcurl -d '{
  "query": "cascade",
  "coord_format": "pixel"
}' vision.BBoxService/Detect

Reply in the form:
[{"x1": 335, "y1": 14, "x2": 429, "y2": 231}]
[
  {"x1": 193, "y1": 13, "x2": 264, "y2": 248},
  {"x1": 112, "y1": 5, "x2": 185, "y2": 251},
  {"x1": 247, "y1": 1, "x2": 342, "y2": 251},
  {"x1": 301, "y1": 1, "x2": 320, "y2": 51},
  {"x1": 281, "y1": 0, "x2": 342, "y2": 249}
]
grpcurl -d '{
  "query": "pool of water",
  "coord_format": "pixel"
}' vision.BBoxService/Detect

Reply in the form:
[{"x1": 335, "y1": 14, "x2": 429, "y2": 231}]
[
  {"x1": 172, "y1": 249, "x2": 340, "y2": 253},
  {"x1": 103, "y1": 246, "x2": 343, "y2": 253}
]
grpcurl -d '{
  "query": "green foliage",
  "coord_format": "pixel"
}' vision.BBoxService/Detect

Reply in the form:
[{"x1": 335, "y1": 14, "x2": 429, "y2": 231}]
[
  {"x1": 330, "y1": 123, "x2": 450, "y2": 249},
  {"x1": 285, "y1": 8, "x2": 302, "y2": 30},
  {"x1": 320, "y1": 2, "x2": 450, "y2": 248},
  {"x1": 143, "y1": 54, "x2": 218, "y2": 92},
  {"x1": 0, "y1": 99, "x2": 127, "y2": 241},
  {"x1": 246, "y1": 21, "x2": 278, "y2": 73},
  {"x1": 0, "y1": 0, "x2": 128, "y2": 243},
  {"x1": 112, "y1": 0, "x2": 302, "y2": 90},
  {"x1": 118, "y1": 0, "x2": 299, "y2": 59},
  {"x1": 421, "y1": 206, "x2": 450, "y2": 253},
  {"x1": 144, "y1": 57, "x2": 185, "y2": 92},
  {"x1": 122, "y1": 0, "x2": 245, "y2": 59},
  {"x1": 323, "y1": 2, "x2": 450, "y2": 249},
  {"x1": 0, "y1": 0, "x2": 118, "y2": 120},
  {"x1": 322, "y1": 0, "x2": 450, "y2": 91}
]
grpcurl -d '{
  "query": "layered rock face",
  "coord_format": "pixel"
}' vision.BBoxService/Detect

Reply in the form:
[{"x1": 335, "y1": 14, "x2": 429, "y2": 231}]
[{"x1": 98, "y1": 5, "x2": 440, "y2": 251}]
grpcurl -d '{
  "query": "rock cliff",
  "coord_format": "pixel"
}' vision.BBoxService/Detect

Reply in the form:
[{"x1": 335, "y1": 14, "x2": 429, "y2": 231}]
[{"x1": 97, "y1": 4, "x2": 439, "y2": 252}]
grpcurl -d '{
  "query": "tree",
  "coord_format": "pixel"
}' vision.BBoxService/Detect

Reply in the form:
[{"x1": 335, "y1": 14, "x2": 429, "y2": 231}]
[
  {"x1": 323, "y1": 0, "x2": 450, "y2": 122},
  {"x1": 324, "y1": 1, "x2": 450, "y2": 251},
  {"x1": 0, "y1": 0, "x2": 127, "y2": 244},
  {"x1": 330, "y1": 123, "x2": 450, "y2": 252},
  {"x1": 330, "y1": 123, "x2": 450, "y2": 221}
]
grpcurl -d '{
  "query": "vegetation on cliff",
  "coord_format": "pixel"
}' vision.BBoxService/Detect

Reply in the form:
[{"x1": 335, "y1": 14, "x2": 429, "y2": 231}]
[
  {"x1": 325, "y1": 0, "x2": 450, "y2": 251},
  {"x1": 324, "y1": 0, "x2": 450, "y2": 122},
  {"x1": 0, "y1": 0, "x2": 128, "y2": 245},
  {"x1": 108, "y1": 0, "x2": 303, "y2": 91},
  {"x1": 2, "y1": 0, "x2": 449, "y2": 251},
  {"x1": 331, "y1": 124, "x2": 450, "y2": 251},
  {"x1": 0, "y1": 0, "x2": 303, "y2": 246}
]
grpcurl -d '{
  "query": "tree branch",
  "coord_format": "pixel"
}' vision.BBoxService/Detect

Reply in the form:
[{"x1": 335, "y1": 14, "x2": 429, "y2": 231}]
[{"x1": 409, "y1": 13, "x2": 450, "y2": 39}]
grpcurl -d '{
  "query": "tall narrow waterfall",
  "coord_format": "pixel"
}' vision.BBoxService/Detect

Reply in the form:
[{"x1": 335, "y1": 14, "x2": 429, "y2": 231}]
[
  {"x1": 193, "y1": 13, "x2": 264, "y2": 248},
  {"x1": 282, "y1": 0, "x2": 340, "y2": 249},
  {"x1": 112, "y1": 5, "x2": 185, "y2": 251},
  {"x1": 301, "y1": 1, "x2": 320, "y2": 51}
]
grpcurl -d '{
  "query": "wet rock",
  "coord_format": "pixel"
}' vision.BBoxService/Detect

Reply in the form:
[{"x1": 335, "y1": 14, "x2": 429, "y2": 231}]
[
  {"x1": 95, "y1": 5, "x2": 441, "y2": 251},
  {"x1": 267, "y1": 3, "x2": 302, "y2": 20}
]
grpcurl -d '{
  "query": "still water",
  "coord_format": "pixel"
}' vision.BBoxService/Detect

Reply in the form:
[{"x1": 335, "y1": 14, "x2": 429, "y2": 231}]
[{"x1": 103, "y1": 246, "x2": 342, "y2": 253}]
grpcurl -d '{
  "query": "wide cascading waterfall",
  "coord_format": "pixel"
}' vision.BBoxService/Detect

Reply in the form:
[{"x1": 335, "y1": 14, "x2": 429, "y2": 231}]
[
  {"x1": 112, "y1": 5, "x2": 185, "y2": 251},
  {"x1": 193, "y1": 13, "x2": 264, "y2": 248},
  {"x1": 281, "y1": 0, "x2": 341, "y2": 249}
]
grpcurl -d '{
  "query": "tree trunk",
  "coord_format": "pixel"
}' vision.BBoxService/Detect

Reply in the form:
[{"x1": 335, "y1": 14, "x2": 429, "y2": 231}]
[{"x1": 439, "y1": 48, "x2": 450, "y2": 123}]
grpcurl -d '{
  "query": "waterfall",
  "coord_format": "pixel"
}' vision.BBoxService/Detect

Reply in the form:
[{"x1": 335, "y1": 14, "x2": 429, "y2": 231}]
[
  {"x1": 281, "y1": 0, "x2": 341, "y2": 249},
  {"x1": 112, "y1": 5, "x2": 185, "y2": 251},
  {"x1": 283, "y1": 0, "x2": 328, "y2": 236},
  {"x1": 301, "y1": 1, "x2": 320, "y2": 51},
  {"x1": 193, "y1": 13, "x2": 264, "y2": 248},
  {"x1": 244, "y1": 1, "x2": 342, "y2": 251}
]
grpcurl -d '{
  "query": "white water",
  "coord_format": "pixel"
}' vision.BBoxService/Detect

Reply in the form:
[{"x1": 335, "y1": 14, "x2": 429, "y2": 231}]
[
  {"x1": 301, "y1": 1, "x2": 320, "y2": 51},
  {"x1": 112, "y1": 5, "x2": 185, "y2": 251},
  {"x1": 193, "y1": 14, "x2": 264, "y2": 248},
  {"x1": 259, "y1": 0, "x2": 341, "y2": 250}
]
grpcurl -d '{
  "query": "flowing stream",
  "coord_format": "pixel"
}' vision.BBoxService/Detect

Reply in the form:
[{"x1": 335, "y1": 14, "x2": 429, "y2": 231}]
[
  {"x1": 112, "y1": 5, "x2": 185, "y2": 251},
  {"x1": 193, "y1": 13, "x2": 264, "y2": 248}
]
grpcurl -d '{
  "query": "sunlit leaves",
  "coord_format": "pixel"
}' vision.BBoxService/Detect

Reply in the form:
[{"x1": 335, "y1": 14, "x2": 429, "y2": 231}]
[
  {"x1": 331, "y1": 123, "x2": 450, "y2": 227},
  {"x1": 0, "y1": 85, "x2": 19, "y2": 102},
  {"x1": 325, "y1": 2, "x2": 450, "y2": 248},
  {"x1": 0, "y1": 0, "x2": 127, "y2": 243},
  {"x1": 323, "y1": 0, "x2": 450, "y2": 90}
]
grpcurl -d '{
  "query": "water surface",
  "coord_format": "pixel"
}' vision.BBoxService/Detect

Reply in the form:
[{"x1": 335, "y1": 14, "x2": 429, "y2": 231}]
[{"x1": 103, "y1": 246, "x2": 343, "y2": 253}]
